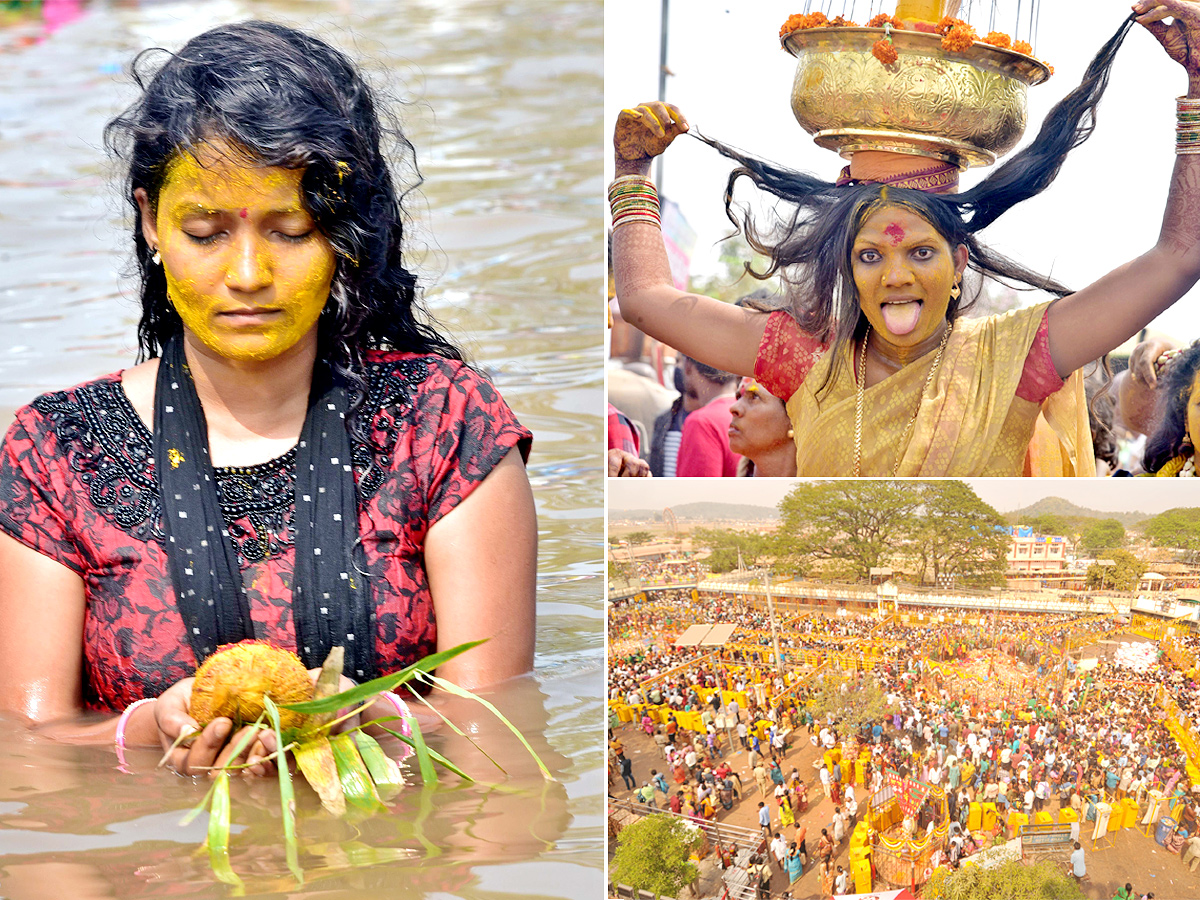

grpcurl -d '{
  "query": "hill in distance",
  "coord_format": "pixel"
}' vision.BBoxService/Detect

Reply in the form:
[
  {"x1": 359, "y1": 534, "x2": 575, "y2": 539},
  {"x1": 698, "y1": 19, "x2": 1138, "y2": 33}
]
[
  {"x1": 1004, "y1": 496, "x2": 1150, "y2": 530},
  {"x1": 609, "y1": 502, "x2": 779, "y2": 525}
]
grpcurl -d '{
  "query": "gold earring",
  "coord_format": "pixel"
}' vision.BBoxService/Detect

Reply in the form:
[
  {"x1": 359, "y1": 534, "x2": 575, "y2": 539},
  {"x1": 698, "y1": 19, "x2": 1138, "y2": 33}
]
[
  {"x1": 949, "y1": 279, "x2": 961, "y2": 301},
  {"x1": 151, "y1": 248, "x2": 162, "y2": 266},
  {"x1": 786, "y1": 428, "x2": 794, "y2": 439}
]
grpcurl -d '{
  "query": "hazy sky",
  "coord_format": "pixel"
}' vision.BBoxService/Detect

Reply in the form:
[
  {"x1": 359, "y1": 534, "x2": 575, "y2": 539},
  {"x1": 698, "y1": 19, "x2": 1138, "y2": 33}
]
[
  {"x1": 605, "y1": 0, "x2": 1199, "y2": 341},
  {"x1": 608, "y1": 478, "x2": 1199, "y2": 516}
]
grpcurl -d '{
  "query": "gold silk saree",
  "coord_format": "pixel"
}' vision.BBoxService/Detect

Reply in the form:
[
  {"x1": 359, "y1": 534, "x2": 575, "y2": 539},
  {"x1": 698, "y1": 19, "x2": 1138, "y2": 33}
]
[{"x1": 784, "y1": 302, "x2": 1095, "y2": 476}]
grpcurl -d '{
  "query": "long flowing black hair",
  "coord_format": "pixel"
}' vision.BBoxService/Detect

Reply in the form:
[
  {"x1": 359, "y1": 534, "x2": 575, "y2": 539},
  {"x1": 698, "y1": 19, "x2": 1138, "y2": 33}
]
[
  {"x1": 1144, "y1": 343, "x2": 1200, "y2": 474},
  {"x1": 691, "y1": 15, "x2": 1135, "y2": 383},
  {"x1": 103, "y1": 20, "x2": 462, "y2": 382}
]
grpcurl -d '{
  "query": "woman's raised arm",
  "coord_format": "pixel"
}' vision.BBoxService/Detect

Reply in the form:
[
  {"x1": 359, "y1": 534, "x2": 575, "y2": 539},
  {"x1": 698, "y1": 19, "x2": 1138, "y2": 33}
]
[
  {"x1": 612, "y1": 101, "x2": 768, "y2": 377},
  {"x1": 1047, "y1": 0, "x2": 1200, "y2": 377}
]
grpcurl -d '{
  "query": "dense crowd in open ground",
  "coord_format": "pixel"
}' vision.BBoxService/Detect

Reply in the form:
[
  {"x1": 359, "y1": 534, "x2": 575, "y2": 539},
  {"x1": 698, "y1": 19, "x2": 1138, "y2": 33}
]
[{"x1": 607, "y1": 575, "x2": 1200, "y2": 899}]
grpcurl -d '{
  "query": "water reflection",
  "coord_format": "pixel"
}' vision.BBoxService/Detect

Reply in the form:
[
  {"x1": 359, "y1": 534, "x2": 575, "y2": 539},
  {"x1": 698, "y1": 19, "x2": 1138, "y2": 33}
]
[{"x1": 0, "y1": 0, "x2": 603, "y2": 896}]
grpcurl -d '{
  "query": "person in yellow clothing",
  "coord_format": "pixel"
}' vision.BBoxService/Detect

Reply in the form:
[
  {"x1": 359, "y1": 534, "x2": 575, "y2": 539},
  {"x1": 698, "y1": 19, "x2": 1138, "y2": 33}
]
[{"x1": 610, "y1": 1, "x2": 1200, "y2": 476}]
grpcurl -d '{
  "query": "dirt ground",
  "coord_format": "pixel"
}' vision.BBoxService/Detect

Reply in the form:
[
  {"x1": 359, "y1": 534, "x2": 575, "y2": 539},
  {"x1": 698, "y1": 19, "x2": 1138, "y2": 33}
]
[{"x1": 608, "y1": 714, "x2": 1200, "y2": 899}]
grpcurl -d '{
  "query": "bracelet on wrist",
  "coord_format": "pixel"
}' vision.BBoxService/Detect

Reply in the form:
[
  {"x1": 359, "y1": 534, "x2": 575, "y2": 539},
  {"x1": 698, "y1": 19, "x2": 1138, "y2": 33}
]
[{"x1": 115, "y1": 697, "x2": 157, "y2": 771}]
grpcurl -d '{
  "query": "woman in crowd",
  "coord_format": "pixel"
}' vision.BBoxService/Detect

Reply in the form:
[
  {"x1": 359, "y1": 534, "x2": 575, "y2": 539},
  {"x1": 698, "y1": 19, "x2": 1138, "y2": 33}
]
[
  {"x1": 1144, "y1": 341, "x2": 1200, "y2": 475},
  {"x1": 0, "y1": 22, "x2": 535, "y2": 773}
]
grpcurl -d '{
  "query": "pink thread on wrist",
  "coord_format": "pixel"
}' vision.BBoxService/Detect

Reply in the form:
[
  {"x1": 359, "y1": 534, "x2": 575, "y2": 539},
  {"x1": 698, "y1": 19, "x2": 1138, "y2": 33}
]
[
  {"x1": 115, "y1": 697, "x2": 157, "y2": 772},
  {"x1": 380, "y1": 691, "x2": 414, "y2": 762},
  {"x1": 381, "y1": 691, "x2": 413, "y2": 736}
]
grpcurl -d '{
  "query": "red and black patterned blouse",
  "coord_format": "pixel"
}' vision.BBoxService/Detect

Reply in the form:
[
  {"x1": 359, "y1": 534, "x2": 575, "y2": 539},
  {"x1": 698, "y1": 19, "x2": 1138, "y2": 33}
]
[{"x1": 0, "y1": 351, "x2": 532, "y2": 712}]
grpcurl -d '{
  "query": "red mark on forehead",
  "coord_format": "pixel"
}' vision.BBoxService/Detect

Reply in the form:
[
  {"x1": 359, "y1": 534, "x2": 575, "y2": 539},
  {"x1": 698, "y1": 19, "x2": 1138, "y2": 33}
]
[
  {"x1": 884, "y1": 222, "x2": 905, "y2": 246},
  {"x1": 239, "y1": 207, "x2": 248, "y2": 218}
]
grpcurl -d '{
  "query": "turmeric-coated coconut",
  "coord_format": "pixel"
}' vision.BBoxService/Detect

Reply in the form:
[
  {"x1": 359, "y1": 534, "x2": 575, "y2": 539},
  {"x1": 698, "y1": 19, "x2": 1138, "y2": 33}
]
[{"x1": 189, "y1": 640, "x2": 313, "y2": 730}]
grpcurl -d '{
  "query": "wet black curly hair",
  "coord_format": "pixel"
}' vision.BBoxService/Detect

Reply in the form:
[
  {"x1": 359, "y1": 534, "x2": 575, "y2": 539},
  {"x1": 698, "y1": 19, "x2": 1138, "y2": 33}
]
[{"x1": 103, "y1": 20, "x2": 462, "y2": 379}]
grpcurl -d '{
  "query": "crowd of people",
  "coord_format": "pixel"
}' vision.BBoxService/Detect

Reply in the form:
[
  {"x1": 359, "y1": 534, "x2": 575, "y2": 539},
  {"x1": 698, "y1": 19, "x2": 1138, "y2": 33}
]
[{"x1": 609, "y1": 588, "x2": 1200, "y2": 896}]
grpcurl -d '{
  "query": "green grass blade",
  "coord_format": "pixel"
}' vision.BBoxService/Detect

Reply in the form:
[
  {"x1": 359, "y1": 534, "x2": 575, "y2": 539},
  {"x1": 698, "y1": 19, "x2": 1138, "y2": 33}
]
[
  {"x1": 180, "y1": 776, "x2": 220, "y2": 826},
  {"x1": 378, "y1": 727, "x2": 474, "y2": 782},
  {"x1": 280, "y1": 640, "x2": 486, "y2": 715},
  {"x1": 417, "y1": 672, "x2": 553, "y2": 781},
  {"x1": 329, "y1": 732, "x2": 387, "y2": 814},
  {"x1": 404, "y1": 714, "x2": 437, "y2": 786},
  {"x1": 207, "y1": 772, "x2": 244, "y2": 891},
  {"x1": 178, "y1": 718, "x2": 264, "y2": 825},
  {"x1": 403, "y1": 684, "x2": 505, "y2": 774},
  {"x1": 263, "y1": 696, "x2": 303, "y2": 884},
  {"x1": 353, "y1": 732, "x2": 404, "y2": 801}
]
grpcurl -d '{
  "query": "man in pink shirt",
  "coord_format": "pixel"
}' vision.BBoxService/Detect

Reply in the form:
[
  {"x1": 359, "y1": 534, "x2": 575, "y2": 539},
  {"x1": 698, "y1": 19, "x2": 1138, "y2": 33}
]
[{"x1": 675, "y1": 356, "x2": 740, "y2": 476}]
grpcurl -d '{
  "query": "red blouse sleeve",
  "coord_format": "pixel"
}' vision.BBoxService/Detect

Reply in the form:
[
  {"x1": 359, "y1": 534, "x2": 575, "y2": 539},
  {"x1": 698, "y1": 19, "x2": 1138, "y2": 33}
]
[
  {"x1": 0, "y1": 408, "x2": 85, "y2": 573},
  {"x1": 412, "y1": 360, "x2": 533, "y2": 527},
  {"x1": 754, "y1": 310, "x2": 828, "y2": 401},
  {"x1": 1016, "y1": 308, "x2": 1064, "y2": 404}
]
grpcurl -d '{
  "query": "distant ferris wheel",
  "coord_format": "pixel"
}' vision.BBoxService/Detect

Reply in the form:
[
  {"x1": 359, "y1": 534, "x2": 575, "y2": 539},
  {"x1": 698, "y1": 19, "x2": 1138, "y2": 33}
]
[{"x1": 663, "y1": 507, "x2": 677, "y2": 537}]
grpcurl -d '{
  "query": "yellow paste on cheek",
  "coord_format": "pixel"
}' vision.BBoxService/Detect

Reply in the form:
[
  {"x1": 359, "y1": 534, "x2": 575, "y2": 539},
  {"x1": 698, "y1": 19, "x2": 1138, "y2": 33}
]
[{"x1": 155, "y1": 147, "x2": 336, "y2": 362}]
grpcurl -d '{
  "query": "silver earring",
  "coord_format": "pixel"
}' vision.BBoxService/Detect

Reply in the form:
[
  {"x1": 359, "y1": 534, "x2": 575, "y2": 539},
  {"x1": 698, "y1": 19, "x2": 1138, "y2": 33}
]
[{"x1": 151, "y1": 248, "x2": 161, "y2": 265}]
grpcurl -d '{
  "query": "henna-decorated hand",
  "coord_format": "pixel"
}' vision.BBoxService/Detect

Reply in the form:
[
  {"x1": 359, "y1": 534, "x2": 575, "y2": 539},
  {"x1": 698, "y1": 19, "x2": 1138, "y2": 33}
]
[
  {"x1": 614, "y1": 102, "x2": 689, "y2": 172},
  {"x1": 1134, "y1": 0, "x2": 1200, "y2": 77}
]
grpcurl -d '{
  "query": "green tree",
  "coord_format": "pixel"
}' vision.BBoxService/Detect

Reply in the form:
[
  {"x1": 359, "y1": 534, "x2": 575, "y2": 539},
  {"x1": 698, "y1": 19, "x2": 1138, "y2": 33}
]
[
  {"x1": 692, "y1": 527, "x2": 768, "y2": 574},
  {"x1": 774, "y1": 481, "x2": 922, "y2": 580},
  {"x1": 1142, "y1": 506, "x2": 1200, "y2": 563},
  {"x1": 609, "y1": 559, "x2": 634, "y2": 582},
  {"x1": 908, "y1": 481, "x2": 1008, "y2": 586},
  {"x1": 924, "y1": 858, "x2": 1083, "y2": 900},
  {"x1": 610, "y1": 814, "x2": 702, "y2": 899},
  {"x1": 1081, "y1": 518, "x2": 1126, "y2": 553},
  {"x1": 1086, "y1": 548, "x2": 1146, "y2": 591},
  {"x1": 808, "y1": 673, "x2": 890, "y2": 735},
  {"x1": 626, "y1": 531, "x2": 654, "y2": 546},
  {"x1": 1016, "y1": 512, "x2": 1073, "y2": 537},
  {"x1": 686, "y1": 234, "x2": 779, "y2": 304}
]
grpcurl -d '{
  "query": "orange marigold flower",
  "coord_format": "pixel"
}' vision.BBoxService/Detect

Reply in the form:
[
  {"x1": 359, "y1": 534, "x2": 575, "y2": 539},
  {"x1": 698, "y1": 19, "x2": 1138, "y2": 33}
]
[
  {"x1": 936, "y1": 16, "x2": 964, "y2": 36},
  {"x1": 829, "y1": 16, "x2": 858, "y2": 27},
  {"x1": 872, "y1": 38, "x2": 899, "y2": 65},
  {"x1": 982, "y1": 31, "x2": 1011, "y2": 49},
  {"x1": 867, "y1": 13, "x2": 903, "y2": 29},
  {"x1": 1013, "y1": 40, "x2": 1033, "y2": 55},
  {"x1": 804, "y1": 11, "x2": 829, "y2": 27},
  {"x1": 780, "y1": 13, "x2": 807, "y2": 37},
  {"x1": 941, "y1": 23, "x2": 977, "y2": 52}
]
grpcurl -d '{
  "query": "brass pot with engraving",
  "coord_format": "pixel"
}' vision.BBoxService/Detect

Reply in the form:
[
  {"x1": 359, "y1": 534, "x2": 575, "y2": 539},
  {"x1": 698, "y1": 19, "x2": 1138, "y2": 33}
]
[{"x1": 782, "y1": 27, "x2": 1051, "y2": 168}]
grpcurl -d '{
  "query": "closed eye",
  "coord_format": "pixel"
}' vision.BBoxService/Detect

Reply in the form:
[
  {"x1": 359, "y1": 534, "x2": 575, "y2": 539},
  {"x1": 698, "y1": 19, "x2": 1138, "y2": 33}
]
[{"x1": 185, "y1": 231, "x2": 222, "y2": 245}]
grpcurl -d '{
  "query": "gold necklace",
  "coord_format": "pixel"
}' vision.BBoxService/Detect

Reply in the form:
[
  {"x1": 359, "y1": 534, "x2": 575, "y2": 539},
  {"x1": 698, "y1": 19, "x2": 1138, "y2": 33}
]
[{"x1": 853, "y1": 321, "x2": 954, "y2": 477}]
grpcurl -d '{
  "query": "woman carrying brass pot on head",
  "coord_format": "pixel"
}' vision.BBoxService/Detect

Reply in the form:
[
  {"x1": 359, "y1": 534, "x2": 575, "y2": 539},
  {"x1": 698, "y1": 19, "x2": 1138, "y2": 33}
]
[{"x1": 611, "y1": 0, "x2": 1200, "y2": 477}]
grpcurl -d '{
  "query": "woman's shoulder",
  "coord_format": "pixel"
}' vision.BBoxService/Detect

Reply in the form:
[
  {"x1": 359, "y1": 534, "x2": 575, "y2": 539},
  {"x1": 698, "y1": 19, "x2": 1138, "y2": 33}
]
[
  {"x1": 360, "y1": 349, "x2": 508, "y2": 416},
  {"x1": 7, "y1": 371, "x2": 129, "y2": 442}
]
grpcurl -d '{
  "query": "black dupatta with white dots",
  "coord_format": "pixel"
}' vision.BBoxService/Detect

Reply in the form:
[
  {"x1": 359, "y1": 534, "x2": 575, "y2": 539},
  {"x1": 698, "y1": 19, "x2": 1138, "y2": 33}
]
[{"x1": 154, "y1": 335, "x2": 375, "y2": 679}]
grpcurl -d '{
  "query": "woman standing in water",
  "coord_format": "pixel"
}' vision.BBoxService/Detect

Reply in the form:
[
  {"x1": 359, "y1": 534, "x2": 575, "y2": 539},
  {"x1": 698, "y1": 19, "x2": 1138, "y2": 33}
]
[
  {"x1": 611, "y1": 0, "x2": 1200, "y2": 476},
  {"x1": 0, "y1": 22, "x2": 536, "y2": 773}
]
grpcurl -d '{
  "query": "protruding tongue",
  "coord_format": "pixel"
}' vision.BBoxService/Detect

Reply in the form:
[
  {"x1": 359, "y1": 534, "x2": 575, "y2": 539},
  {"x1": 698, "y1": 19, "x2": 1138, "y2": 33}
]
[{"x1": 881, "y1": 301, "x2": 922, "y2": 336}]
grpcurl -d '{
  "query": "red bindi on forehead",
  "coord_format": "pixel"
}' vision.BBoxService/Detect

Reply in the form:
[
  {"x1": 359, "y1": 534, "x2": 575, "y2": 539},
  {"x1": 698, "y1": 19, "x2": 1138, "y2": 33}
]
[
  {"x1": 239, "y1": 207, "x2": 248, "y2": 218},
  {"x1": 884, "y1": 222, "x2": 905, "y2": 246}
]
